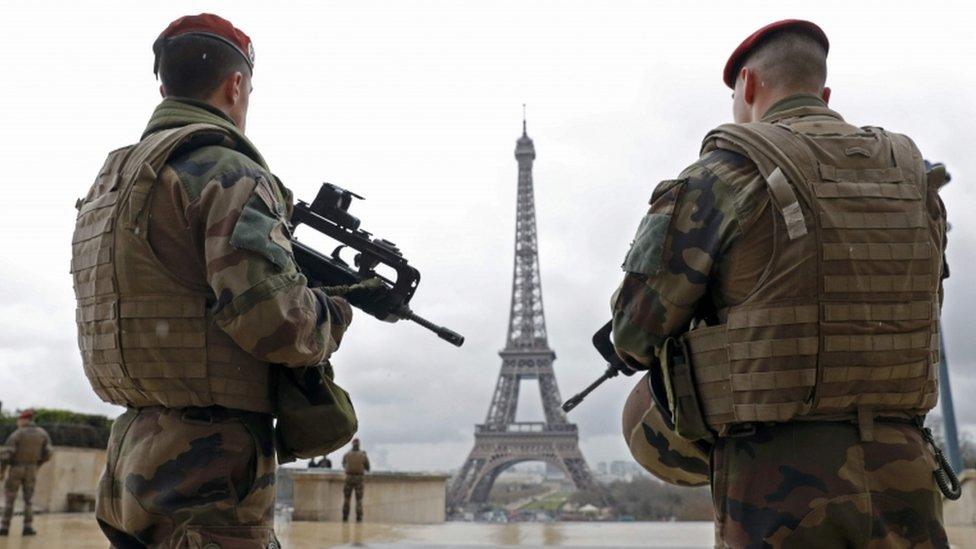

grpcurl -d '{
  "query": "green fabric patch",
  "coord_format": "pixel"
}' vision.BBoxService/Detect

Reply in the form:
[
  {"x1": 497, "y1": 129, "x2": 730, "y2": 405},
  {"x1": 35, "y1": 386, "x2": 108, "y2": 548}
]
[
  {"x1": 622, "y1": 213, "x2": 670, "y2": 276},
  {"x1": 231, "y1": 195, "x2": 292, "y2": 271}
]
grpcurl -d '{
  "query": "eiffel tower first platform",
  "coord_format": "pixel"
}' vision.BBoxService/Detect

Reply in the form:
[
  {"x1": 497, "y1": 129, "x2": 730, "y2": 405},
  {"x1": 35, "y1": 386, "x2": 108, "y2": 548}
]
[{"x1": 448, "y1": 115, "x2": 599, "y2": 509}]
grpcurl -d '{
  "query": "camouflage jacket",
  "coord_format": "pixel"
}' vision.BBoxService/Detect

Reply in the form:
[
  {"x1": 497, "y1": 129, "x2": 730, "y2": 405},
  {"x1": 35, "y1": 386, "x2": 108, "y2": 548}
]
[
  {"x1": 2, "y1": 423, "x2": 52, "y2": 465},
  {"x1": 144, "y1": 98, "x2": 351, "y2": 366},
  {"x1": 612, "y1": 95, "x2": 825, "y2": 369}
]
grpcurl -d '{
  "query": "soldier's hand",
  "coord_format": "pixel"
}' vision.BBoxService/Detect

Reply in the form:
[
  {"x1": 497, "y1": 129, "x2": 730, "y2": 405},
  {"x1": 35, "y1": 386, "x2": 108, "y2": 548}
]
[
  {"x1": 327, "y1": 296, "x2": 353, "y2": 326},
  {"x1": 327, "y1": 296, "x2": 353, "y2": 347},
  {"x1": 609, "y1": 353, "x2": 647, "y2": 377},
  {"x1": 324, "y1": 277, "x2": 388, "y2": 308},
  {"x1": 312, "y1": 290, "x2": 354, "y2": 350},
  {"x1": 345, "y1": 277, "x2": 387, "y2": 302}
]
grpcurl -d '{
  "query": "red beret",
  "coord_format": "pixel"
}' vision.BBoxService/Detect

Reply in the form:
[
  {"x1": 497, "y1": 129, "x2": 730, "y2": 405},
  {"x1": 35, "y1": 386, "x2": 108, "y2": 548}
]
[
  {"x1": 153, "y1": 13, "x2": 254, "y2": 75},
  {"x1": 18, "y1": 409, "x2": 33, "y2": 420},
  {"x1": 723, "y1": 19, "x2": 829, "y2": 88}
]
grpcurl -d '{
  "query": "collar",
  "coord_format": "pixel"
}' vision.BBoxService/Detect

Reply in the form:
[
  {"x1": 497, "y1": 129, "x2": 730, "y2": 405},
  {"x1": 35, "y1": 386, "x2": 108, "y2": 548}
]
[
  {"x1": 760, "y1": 94, "x2": 844, "y2": 125},
  {"x1": 142, "y1": 97, "x2": 268, "y2": 169},
  {"x1": 762, "y1": 94, "x2": 827, "y2": 120}
]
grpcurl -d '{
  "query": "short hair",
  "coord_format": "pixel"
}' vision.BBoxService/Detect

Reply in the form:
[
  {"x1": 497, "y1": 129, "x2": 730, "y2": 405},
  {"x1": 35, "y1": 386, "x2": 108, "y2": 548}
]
[
  {"x1": 742, "y1": 30, "x2": 827, "y2": 92},
  {"x1": 156, "y1": 34, "x2": 250, "y2": 100}
]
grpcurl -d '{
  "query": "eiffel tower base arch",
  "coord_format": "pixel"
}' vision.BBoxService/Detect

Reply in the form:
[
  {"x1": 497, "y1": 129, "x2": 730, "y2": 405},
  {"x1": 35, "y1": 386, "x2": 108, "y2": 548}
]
[{"x1": 448, "y1": 428, "x2": 600, "y2": 509}]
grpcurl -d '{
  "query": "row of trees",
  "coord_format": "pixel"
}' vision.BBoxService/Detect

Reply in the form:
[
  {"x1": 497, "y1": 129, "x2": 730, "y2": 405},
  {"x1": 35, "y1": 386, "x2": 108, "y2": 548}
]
[
  {"x1": 0, "y1": 408, "x2": 112, "y2": 449},
  {"x1": 571, "y1": 477, "x2": 713, "y2": 521}
]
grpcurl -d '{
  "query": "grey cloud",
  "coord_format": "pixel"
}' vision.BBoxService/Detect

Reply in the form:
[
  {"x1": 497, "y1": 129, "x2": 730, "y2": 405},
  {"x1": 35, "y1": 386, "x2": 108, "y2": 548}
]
[{"x1": 2, "y1": 3, "x2": 976, "y2": 473}]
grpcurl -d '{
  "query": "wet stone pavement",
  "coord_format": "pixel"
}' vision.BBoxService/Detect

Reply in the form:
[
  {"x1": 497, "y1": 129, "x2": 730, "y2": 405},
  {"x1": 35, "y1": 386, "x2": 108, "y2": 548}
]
[{"x1": 0, "y1": 514, "x2": 973, "y2": 548}]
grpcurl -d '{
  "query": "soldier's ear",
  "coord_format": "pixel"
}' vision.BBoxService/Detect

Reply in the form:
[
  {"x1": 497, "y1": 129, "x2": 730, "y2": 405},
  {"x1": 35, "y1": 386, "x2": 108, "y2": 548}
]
[
  {"x1": 234, "y1": 72, "x2": 245, "y2": 104},
  {"x1": 215, "y1": 71, "x2": 243, "y2": 106},
  {"x1": 742, "y1": 68, "x2": 756, "y2": 106},
  {"x1": 159, "y1": 84, "x2": 166, "y2": 98},
  {"x1": 821, "y1": 87, "x2": 831, "y2": 105}
]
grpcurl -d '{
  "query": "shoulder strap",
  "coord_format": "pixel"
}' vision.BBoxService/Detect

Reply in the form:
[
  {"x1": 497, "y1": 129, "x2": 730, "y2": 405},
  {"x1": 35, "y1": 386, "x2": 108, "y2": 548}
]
[
  {"x1": 702, "y1": 123, "x2": 813, "y2": 241},
  {"x1": 123, "y1": 123, "x2": 231, "y2": 177},
  {"x1": 118, "y1": 123, "x2": 233, "y2": 234}
]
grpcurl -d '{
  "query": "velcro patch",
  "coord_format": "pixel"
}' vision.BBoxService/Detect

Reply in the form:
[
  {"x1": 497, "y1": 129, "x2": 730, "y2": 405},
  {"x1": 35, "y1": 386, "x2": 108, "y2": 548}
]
[
  {"x1": 622, "y1": 213, "x2": 670, "y2": 276},
  {"x1": 230, "y1": 193, "x2": 293, "y2": 271}
]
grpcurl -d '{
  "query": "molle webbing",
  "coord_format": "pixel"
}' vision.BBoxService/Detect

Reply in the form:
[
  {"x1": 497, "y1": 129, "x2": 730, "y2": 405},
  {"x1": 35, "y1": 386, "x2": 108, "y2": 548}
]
[
  {"x1": 684, "y1": 305, "x2": 820, "y2": 427},
  {"x1": 688, "y1": 113, "x2": 941, "y2": 433},
  {"x1": 766, "y1": 168, "x2": 807, "y2": 240},
  {"x1": 703, "y1": 124, "x2": 812, "y2": 242},
  {"x1": 73, "y1": 124, "x2": 273, "y2": 414}
]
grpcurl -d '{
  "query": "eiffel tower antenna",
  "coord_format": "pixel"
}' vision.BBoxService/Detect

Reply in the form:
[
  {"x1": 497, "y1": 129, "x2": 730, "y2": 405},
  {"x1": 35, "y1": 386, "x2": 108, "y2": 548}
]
[{"x1": 448, "y1": 111, "x2": 600, "y2": 510}]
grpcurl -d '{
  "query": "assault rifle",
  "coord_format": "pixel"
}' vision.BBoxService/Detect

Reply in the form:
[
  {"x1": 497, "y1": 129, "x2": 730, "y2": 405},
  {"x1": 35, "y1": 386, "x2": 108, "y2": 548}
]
[
  {"x1": 291, "y1": 183, "x2": 464, "y2": 347},
  {"x1": 561, "y1": 321, "x2": 628, "y2": 412}
]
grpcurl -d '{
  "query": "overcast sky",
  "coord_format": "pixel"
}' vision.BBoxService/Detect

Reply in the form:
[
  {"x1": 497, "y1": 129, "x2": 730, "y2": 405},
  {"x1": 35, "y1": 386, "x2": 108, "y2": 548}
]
[{"x1": 1, "y1": 1, "x2": 975, "y2": 472}]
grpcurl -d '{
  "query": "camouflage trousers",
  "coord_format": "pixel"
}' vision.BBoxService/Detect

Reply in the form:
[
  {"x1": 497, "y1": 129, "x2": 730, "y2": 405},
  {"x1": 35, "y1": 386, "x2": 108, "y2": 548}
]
[
  {"x1": 2, "y1": 464, "x2": 37, "y2": 529},
  {"x1": 95, "y1": 407, "x2": 279, "y2": 549},
  {"x1": 342, "y1": 474, "x2": 364, "y2": 521},
  {"x1": 711, "y1": 420, "x2": 948, "y2": 548}
]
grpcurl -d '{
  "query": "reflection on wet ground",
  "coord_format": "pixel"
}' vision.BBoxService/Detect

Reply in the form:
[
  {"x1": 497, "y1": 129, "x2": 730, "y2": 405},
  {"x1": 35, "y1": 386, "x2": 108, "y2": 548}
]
[
  {"x1": 0, "y1": 514, "x2": 973, "y2": 548},
  {"x1": 276, "y1": 519, "x2": 715, "y2": 548}
]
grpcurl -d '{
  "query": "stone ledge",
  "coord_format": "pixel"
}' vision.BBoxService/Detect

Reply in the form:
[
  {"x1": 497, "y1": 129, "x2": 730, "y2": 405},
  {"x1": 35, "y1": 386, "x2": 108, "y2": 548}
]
[
  {"x1": 294, "y1": 470, "x2": 451, "y2": 482},
  {"x1": 292, "y1": 470, "x2": 449, "y2": 524}
]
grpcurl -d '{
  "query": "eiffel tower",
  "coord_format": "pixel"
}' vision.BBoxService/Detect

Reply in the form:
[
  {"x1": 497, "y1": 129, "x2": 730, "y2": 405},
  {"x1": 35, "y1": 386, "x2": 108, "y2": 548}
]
[{"x1": 448, "y1": 112, "x2": 599, "y2": 509}]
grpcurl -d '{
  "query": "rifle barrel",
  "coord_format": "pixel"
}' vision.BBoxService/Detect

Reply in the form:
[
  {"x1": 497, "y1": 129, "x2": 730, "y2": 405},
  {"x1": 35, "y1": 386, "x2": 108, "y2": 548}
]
[
  {"x1": 399, "y1": 309, "x2": 465, "y2": 347},
  {"x1": 562, "y1": 367, "x2": 618, "y2": 413}
]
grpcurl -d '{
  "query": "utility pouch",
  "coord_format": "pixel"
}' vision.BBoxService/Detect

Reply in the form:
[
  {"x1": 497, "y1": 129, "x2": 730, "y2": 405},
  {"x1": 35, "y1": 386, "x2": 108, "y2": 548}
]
[
  {"x1": 273, "y1": 362, "x2": 358, "y2": 464},
  {"x1": 658, "y1": 337, "x2": 710, "y2": 441}
]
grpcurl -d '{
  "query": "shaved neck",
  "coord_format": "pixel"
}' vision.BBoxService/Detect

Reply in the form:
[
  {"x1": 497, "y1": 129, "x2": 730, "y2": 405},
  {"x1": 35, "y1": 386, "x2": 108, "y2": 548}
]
[
  {"x1": 738, "y1": 67, "x2": 830, "y2": 122},
  {"x1": 732, "y1": 30, "x2": 830, "y2": 123}
]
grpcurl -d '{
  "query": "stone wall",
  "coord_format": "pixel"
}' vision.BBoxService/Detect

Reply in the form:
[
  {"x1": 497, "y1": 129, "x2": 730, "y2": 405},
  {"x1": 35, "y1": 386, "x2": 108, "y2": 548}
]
[
  {"x1": 944, "y1": 469, "x2": 976, "y2": 526},
  {"x1": 292, "y1": 470, "x2": 449, "y2": 524}
]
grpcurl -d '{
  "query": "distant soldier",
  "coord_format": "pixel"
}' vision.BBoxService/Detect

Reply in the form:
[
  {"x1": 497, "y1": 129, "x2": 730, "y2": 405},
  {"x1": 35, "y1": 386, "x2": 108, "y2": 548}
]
[
  {"x1": 0, "y1": 410, "x2": 52, "y2": 536},
  {"x1": 613, "y1": 20, "x2": 951, "y2": 547},
  {"x1": 72, "y1": 13, "x2": 354, "y2": 547},
  {"x1": 342, "y1": 438, "x2": 370, "y2": 522}
]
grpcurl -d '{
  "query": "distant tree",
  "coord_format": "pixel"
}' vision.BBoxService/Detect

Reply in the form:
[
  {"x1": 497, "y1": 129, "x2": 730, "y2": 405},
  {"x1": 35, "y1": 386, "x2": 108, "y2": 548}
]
[
  {"x1": 926, "y1": 416, "x2": 976, "y2": 469},
  {"x1": 0, "y1": 408, "x2": 112, "y2": 449},
  {"x1": 571, "y1": 477, "x2": 713, "y2": 521}
]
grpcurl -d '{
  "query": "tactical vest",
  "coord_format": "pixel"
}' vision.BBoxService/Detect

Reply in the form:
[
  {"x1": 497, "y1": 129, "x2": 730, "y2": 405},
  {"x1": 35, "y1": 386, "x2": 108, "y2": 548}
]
[
  {"x1": 72, "y1": 124, "x2": 273, "y2": 414},
  {"x1": 11, "y1": 426, "x2": 48, "y2": 465},
  {"x1": 344, "y1": 450, "x2": 368, "y2": 474},
  {"x1": 681, "y1": 106, "x2": 944, "y2": 435}
]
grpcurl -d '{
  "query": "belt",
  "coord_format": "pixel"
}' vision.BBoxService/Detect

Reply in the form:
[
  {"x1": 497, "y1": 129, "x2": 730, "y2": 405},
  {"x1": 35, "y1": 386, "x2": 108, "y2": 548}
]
[
  {"x1": 134, "y1": 405, "x2": 270, "y2": 425},
  {"x1": 725, "y1": 415, "x2": 920, "y2": 438}
]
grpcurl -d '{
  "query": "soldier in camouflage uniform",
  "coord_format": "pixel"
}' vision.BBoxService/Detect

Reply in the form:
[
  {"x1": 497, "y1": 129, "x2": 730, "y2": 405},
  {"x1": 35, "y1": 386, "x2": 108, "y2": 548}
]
[
  {"x1": 72, "y1": 14, "x2": 354, "y2": 548},
  {"x1": 0, "y1": 410, "x2": 51, "y2": 537},
  {"x1": 613, "y1": 20, "x2": 950, "y2": 547},
  {"x1": 341, "y1": 438, "x2": 370, "y2": 522}
]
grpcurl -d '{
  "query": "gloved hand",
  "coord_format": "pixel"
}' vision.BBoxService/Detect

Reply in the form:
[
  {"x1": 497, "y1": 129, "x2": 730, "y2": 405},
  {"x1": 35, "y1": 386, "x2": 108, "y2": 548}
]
[
  {"x1": 609, "y1": 353, "x2": 647, "y2": 377},
  {"x1": 327, "y1": 296, "x2": 353, "y2": 348},
  {"x1": 593, "y1": 320, "x2": 647, "y2": 376},
  {"x1": 343, "y1": 277, "x2": 387, "y2": 306},
  {"x1": 312, "y1": 289, "x2": 353, "y2": 350}
]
